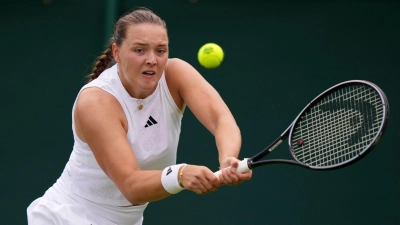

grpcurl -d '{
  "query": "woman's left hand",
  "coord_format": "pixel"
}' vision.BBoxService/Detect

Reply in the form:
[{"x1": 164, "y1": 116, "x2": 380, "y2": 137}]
[{"x1": 218, "y1": 157, "x2": 252, "y2": 186}]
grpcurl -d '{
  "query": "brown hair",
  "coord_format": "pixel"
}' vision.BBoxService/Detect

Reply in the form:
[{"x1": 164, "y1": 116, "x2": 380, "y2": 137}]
[{"x1": 87, "y1": 7, "x2": 167, "y2": 82}]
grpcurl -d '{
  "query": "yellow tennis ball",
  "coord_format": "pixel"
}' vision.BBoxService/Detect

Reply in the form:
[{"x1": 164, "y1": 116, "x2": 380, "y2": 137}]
[{"x1": 197, "y1": 43, "x2": 224, "y2": 69}]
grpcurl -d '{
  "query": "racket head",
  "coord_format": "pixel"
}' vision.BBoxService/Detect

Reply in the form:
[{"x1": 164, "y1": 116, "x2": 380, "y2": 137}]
[{"x1": 288, "y1": 80, "x2": 389, "y2": 170}]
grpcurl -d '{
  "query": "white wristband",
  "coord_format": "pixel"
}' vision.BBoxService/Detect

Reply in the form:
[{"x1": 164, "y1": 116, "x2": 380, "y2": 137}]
[{"x1": 161, "y1": 164, "x2": 186, "y2": 194}]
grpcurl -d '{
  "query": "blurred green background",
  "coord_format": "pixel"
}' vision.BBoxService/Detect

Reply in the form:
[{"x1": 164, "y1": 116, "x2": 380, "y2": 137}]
[{"x1": 1, "y1": 0, "x2": 399, "y2": 224}]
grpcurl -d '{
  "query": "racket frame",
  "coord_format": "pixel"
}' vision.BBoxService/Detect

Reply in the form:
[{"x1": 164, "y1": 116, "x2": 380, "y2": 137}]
[{"x1": 246, "y1": 80, "x2": 389, "y2": 170}]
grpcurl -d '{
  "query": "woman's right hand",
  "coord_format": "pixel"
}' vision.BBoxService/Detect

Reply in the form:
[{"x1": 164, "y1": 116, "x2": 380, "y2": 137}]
[{"x1": 179, "y1": 165, "x2": 222, "y2": 195}]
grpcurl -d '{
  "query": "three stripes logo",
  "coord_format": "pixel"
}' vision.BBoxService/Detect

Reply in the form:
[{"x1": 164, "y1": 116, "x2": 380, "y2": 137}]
[
  {"x1": 166, "y1": 167, "x2": 172, "y2": 175},
  {"x1": 144, "y1": 116, "x2": 158, "y2": 128}
]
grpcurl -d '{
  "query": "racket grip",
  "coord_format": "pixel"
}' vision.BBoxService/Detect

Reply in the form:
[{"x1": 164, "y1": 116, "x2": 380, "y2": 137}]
[{"x1": 214, "y1": 158, "x2": 250, "y2": 177}]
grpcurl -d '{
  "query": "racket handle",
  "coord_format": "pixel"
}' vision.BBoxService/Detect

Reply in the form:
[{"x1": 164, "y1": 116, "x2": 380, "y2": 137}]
[{"x1": 214, "y1": 158, "x2": 251, "y2": 177}]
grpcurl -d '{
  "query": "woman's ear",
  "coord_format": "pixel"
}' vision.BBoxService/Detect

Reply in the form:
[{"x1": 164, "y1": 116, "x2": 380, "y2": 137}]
[{"x1": 112, "y1": 43, "x2": 120, "y2": 63}]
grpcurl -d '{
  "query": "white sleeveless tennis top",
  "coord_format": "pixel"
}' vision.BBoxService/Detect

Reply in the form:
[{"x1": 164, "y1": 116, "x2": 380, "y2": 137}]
[{"x1": 59, "y1": 64, "x2": 183, "y2": 206}]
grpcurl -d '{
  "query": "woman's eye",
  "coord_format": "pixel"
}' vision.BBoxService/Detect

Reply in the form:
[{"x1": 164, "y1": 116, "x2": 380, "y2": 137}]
[
  {"x1": 135, "y1": 49, "x2": 144, "y2": 53},
  {"x1": 158, "y1": 49, "x2": 166, "y2": 54}
]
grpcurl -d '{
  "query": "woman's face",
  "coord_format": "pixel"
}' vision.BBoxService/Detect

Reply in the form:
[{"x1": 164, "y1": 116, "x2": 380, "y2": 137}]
[{"x1": 113, "y1": 23, "x2": 169, "y2": 99}]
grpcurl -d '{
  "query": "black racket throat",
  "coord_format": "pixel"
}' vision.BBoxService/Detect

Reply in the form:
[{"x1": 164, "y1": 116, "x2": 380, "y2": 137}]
[{"x1": 247, "y1": 129, "x2": 306, "y2": 169}]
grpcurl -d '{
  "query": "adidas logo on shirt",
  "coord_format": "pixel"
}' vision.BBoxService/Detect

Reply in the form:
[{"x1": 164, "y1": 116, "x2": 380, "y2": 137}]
[{"x1": 144, "y1": 116, "x2": 158, "y2": 128}]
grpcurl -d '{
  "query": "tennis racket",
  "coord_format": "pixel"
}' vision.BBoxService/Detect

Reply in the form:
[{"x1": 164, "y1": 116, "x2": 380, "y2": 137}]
[{"x1": 215, "y1": 80, "x2": 389, "y2": 175}]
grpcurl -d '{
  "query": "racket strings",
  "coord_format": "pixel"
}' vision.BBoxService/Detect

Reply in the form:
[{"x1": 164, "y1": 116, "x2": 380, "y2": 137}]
[
  {"x1": 294, "y1": 109, "x2": 362, "y2": 162},
  {"x1": 295, "y1": 103, "x2": 379, "y2": 161},
  {"x1": 291, "y1": 84, "x2": 384, "y2": 167}
]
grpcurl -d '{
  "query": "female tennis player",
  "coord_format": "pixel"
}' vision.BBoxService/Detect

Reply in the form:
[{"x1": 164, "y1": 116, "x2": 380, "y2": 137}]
[{"x1": 27, "y1": 7, "x2": 251, "y2": 225}]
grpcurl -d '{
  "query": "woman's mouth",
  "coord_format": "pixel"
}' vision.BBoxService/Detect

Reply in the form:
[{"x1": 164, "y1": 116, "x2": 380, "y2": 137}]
[{"x1": 143, "y1": 71, "x2": 155, "y2": 77}]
